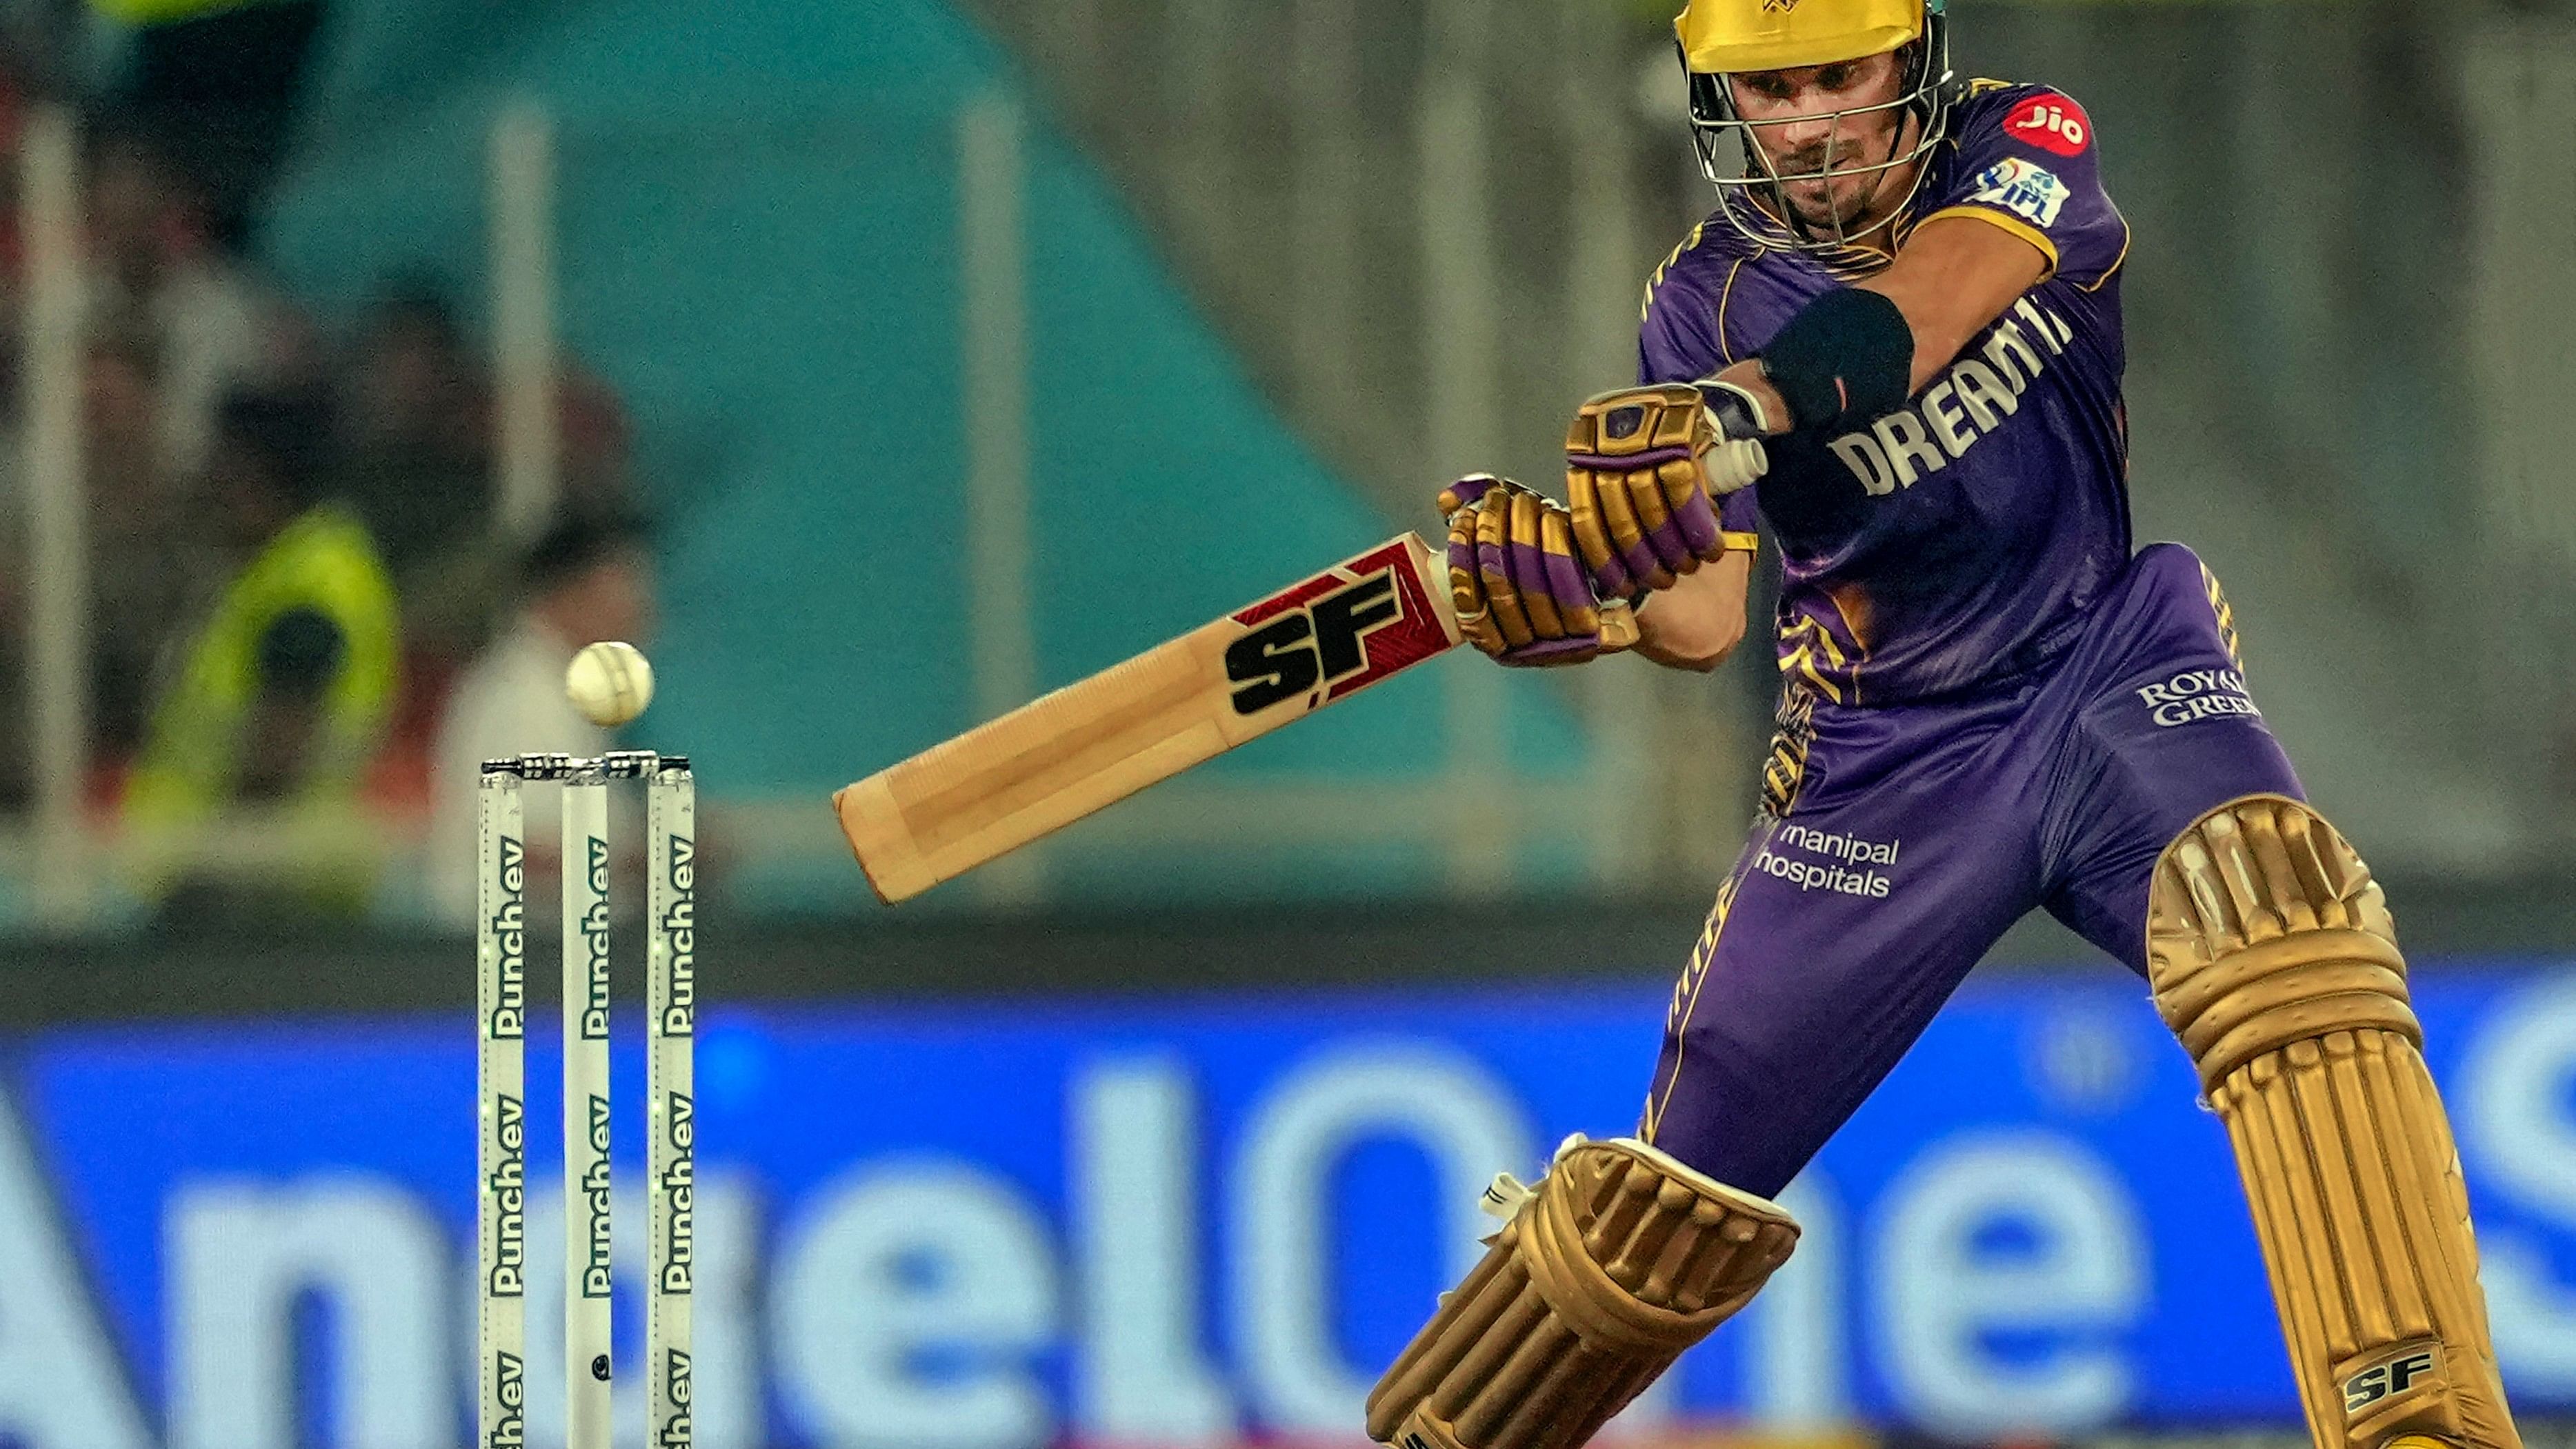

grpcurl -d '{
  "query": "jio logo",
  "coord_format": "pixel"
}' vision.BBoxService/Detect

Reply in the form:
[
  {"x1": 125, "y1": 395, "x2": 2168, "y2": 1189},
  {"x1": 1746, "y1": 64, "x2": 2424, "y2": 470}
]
[{"x1": 2005, "y1": 94, "x2": 2091, "y2": 157}]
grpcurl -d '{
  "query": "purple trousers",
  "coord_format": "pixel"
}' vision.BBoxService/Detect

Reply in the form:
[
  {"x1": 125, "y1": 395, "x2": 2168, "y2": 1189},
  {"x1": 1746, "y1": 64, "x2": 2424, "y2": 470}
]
[{"x1": 1640, "y1": 543, "x2": 2302, "y2": 1197}]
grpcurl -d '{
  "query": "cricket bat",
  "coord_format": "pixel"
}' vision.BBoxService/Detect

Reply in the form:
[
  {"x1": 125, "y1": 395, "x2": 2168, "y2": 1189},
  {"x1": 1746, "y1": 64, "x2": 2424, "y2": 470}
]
[{"x1": 835, "y1": 532, "x2": 1637, "y2": 903}]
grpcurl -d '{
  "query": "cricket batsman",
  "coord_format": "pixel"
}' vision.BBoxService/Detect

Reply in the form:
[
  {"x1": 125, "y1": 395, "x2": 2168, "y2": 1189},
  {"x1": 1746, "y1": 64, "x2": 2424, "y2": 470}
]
[{"x1": 1365, "y1": 2, "x2": 2523, "y2": 1448}]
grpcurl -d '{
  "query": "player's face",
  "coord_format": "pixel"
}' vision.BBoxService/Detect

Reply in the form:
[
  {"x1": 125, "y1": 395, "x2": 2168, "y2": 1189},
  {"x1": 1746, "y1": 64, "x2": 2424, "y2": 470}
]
[{"x1": 1727, "y1": 52, "x2": 1915, "y2": 234}]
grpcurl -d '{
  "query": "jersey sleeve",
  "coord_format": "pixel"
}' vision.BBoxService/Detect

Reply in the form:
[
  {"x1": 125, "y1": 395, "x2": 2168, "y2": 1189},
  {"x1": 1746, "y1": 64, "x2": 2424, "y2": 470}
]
[
  {"x1": 1919, "y1": 88, "x2": 2128, "y2": 289},
  {"x1": 1638, "y1": 263, "x2": 1727, "y2": 387},
  {"x1": 1638, "y1": 249, "x2": 1766, "y2": 545}
]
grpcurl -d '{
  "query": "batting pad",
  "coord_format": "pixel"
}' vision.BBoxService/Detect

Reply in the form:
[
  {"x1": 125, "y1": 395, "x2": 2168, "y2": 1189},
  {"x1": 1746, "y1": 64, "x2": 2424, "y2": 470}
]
[
  {"x1": 2148, "y1": 795, "x2": 2521, "y2": 1449},
  {"x1": 1365, "y1": 1137, "x2": 1797, "y2": 1449}
]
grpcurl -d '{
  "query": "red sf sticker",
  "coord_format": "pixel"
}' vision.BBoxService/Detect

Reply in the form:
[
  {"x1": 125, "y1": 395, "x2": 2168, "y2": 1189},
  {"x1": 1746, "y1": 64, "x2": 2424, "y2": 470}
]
[
  {"x1": 2004, "y1": 92, "x2": 2090, "y2": 157},
  {"x1": 1224, "y1": 540, "x2": 1448, "y2": 715}
]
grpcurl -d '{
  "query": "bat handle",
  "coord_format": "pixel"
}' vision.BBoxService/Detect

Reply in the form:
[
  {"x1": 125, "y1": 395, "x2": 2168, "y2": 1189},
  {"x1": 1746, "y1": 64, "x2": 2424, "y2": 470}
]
[{"x1": 1598, "y1": 597, "x2": 1642, "y2": 652}]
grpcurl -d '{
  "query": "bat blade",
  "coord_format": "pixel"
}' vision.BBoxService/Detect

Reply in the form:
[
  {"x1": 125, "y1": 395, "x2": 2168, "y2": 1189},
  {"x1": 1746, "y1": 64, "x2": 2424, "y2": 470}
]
[{"x1": 836, "y1": 532, "x2": 1461, "y2": 902}]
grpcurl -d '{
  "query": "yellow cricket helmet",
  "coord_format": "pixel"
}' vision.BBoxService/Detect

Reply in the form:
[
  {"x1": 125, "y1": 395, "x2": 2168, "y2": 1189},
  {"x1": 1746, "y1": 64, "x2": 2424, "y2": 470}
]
[
  {"x1": 1675, "y1": 0, "x2": 1926, "y2": 77},
  {"x1": 1675, "y1": 0, "x2": 1957, "y2": 250}
]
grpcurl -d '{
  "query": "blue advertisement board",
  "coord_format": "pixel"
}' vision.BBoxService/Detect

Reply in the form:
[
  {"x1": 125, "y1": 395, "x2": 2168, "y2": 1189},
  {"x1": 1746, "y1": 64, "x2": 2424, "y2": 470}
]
[{"x1": 2, "y1": 966, "x2": 2573, "y2": 1448}]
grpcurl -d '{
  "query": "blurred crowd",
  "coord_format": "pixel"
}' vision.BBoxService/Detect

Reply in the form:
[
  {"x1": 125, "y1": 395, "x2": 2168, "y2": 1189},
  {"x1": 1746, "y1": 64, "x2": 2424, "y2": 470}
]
[{"x1": 0, "y1": 89, "x2": 657, "y2": 926}]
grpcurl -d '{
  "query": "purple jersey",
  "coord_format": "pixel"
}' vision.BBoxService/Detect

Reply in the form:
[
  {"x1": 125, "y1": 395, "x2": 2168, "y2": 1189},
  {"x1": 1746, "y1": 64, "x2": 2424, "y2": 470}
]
[{"x1": 1640, "y1": 80, "x2": 2134, "y2": 703}]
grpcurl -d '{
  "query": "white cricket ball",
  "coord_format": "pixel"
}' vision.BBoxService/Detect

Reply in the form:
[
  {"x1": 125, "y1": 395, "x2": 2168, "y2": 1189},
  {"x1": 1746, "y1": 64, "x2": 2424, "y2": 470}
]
[{"x1": 566, "y1": 641, "x2": 655, "y2": 728}]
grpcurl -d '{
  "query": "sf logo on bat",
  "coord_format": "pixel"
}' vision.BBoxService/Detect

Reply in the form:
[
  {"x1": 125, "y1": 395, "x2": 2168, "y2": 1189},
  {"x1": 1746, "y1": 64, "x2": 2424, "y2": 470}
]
[{"x1": 1224, "y1": 546, "x2": 1444, "y2": 715}]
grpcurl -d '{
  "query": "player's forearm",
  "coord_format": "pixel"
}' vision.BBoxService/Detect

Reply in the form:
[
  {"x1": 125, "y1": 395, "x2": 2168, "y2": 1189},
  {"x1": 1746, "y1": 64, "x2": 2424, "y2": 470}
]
[
  {"x1": 1857, "y1": 215, "x2": 2047, "y2": 391},
  {"x1": 1709, "y1": 217, "x2": 2052, "y2": 434},
  {"x1": 1633, "y1": 552, "x2": 1750, "y2": 672},
  {"x1": 1857, "y1": 272, "x2": 1977, "y2": 396}
]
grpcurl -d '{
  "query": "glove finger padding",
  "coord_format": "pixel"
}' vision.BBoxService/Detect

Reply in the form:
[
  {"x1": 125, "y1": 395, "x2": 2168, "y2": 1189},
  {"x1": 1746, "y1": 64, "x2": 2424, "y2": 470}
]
[
  {"x1": 1580, "y1": 460, "x2": 1668, "y2": 593},
  {"x1": 1445, "y1": 501, "x2": 1508, "y2": 659},
  {"x1": 1564, "y1": 468, "x2": 1635, "y2": 600},
  {"x1": 1537, "y1": 510, "x2": 1599, "y2": 639},
  {"x1": 1474, "y1": 490, "x2": 1536, "y2": 649},
  {"x1": 1437, "y1": 475, "x2": 1626, "y2": 667},
  {"x1": 1438, "y1": 474, "x2": 1502, "y2": 517},
  {"x1": 1660, "y1": 457, "x2": 1722, "y2": 557},
  {"x1": 1566, "y1": 385, "x2": 1752, "y2": 597},
  {"x1": 1621, "y1": 470, "x2": 1693, "y2": 578},
  {"x1": 1506, "y1": 490, "x2": 1568, "y2": 639},
  {"x1": 1366, "y1": 1137, "x2": 1799, "y2": 1449}
]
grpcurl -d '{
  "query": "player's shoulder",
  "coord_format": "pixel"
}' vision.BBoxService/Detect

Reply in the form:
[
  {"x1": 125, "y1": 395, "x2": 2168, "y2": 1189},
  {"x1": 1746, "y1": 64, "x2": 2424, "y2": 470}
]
[
  {"x1": 1639, "y1": 211, "x2": 1761, "y2": 322},
  {"x1": 1944, "y1": 77, "x2": 2101, "y2": 162}
]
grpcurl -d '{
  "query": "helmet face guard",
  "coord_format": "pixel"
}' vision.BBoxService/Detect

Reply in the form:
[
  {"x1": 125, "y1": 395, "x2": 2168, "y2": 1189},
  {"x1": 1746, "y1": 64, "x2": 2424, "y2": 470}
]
[{"x1": 1680, "y1": 1, "x2": 1955, "y2": 252}]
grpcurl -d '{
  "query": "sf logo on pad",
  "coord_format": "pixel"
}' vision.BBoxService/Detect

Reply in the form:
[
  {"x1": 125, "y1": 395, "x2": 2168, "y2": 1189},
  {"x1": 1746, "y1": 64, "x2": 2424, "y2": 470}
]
[{"x1": 2342, "y1": 1346, "x2": 2440, "y2": 1415}]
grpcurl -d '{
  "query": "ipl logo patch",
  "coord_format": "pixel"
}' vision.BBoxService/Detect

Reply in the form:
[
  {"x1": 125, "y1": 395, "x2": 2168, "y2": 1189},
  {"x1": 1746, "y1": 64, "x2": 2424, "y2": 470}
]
[{"x1": 1969, "y1": 157, "x2": 2070, "y2": 229}]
